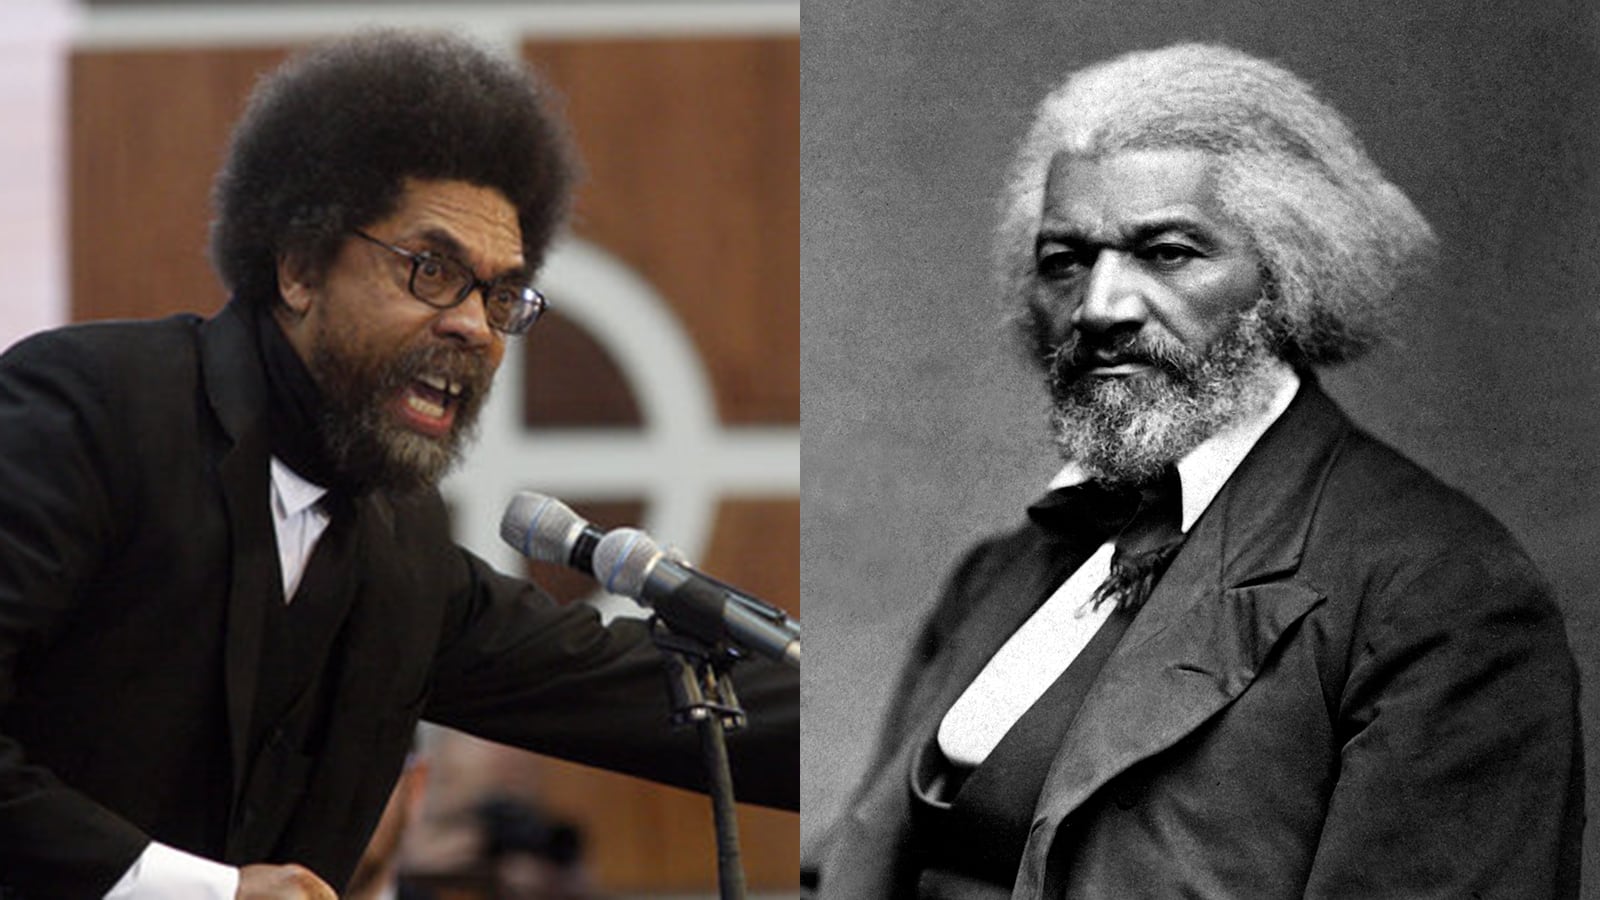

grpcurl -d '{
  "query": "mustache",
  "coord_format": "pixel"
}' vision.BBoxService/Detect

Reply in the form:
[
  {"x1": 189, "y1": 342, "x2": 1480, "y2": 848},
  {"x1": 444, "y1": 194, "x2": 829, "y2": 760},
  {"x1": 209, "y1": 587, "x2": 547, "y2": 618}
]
[
  {"x1": 383, "y1": 341, "x2": 495, "y2": 400},
  {"x1": 1047, "y1": 329, "x2": 1199, "y2": 385}
]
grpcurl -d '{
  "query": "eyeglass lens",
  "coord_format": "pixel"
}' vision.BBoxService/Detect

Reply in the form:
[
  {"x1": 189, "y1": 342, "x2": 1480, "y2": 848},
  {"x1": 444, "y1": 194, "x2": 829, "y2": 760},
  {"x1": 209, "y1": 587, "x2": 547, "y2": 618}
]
[{"x1": 407, "y1": 253, "x2": 542, "y2": 334}]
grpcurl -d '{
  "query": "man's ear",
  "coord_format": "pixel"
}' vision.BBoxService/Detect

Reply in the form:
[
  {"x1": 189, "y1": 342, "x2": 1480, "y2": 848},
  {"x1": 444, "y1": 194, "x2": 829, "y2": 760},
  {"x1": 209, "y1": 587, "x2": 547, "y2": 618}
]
[{"x1": 276, "y1": 253, "x2": 318, "y2": 316}]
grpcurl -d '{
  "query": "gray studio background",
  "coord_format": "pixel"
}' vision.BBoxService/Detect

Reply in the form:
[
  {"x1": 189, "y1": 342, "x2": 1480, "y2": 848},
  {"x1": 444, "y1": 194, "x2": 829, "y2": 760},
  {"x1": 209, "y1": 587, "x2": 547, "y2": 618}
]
[{"x1": 800, "y1": 0, "x2": 1600, "y2": 890}]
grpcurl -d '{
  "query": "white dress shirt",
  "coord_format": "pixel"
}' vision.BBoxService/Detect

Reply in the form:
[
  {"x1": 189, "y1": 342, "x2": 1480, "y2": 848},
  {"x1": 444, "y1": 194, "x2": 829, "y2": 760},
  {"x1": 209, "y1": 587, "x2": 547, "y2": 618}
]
[
  {"x1": 937, "y1": 365, "x2": 1300, "y2": 767},
  {"x1": 103, "y1": 458, "x2": 332, "y2": 898},
  {"x1": 269, "y1": 456, "x2": 332, "y2": 603}
]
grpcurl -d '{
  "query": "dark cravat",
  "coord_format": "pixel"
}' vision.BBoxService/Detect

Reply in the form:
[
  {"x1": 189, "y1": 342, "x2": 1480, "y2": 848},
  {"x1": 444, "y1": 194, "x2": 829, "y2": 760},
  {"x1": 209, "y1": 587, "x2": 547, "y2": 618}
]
[
  {"x1": 1092, "y1": 465, "x2": 1184, "y2": 612},
  {"x1": 1027, "y1": 465, "x2": 1185, "y2": 613},
  {"x1": 1026, "y1": 479, "x2": 1144, "y2": 542}
]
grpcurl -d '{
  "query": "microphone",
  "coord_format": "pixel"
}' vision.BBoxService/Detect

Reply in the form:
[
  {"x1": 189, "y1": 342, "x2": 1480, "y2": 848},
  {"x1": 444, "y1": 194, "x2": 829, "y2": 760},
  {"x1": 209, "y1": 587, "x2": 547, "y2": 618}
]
[
  {"x1": 593, "y1": 527, "x2": 801, "y2": 668},
  {"x1": 499, "y1": 491, "x2": 604, "y2": 575},
  {"x1": 499, "y1": 493, "x2": 800, "y2": 667}
]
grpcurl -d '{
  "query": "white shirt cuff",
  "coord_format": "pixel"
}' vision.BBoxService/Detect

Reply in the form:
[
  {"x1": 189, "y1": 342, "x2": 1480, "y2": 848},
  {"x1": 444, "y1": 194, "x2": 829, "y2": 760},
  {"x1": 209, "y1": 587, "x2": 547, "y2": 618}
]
[{"x1": 103, "y1": 841, "x2": 240, "y2": 900}]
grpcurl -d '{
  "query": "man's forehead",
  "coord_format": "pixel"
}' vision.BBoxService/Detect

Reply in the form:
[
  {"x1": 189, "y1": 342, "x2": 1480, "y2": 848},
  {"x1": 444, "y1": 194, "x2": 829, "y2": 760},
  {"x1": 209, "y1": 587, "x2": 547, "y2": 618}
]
[
  {"x1": 384, "y1": 178, "x2": 525, "y2": 273},
  {"x1": 1038, "y1": 148, "x2": 1229, "y2": 242}
]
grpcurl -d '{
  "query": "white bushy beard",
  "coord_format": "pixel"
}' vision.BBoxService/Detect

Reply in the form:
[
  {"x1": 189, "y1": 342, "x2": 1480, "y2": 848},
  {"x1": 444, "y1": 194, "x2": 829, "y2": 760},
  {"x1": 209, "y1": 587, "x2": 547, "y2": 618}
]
[{"x1": 1044, "y1": 302, "x2": 1282, "y2": 486}]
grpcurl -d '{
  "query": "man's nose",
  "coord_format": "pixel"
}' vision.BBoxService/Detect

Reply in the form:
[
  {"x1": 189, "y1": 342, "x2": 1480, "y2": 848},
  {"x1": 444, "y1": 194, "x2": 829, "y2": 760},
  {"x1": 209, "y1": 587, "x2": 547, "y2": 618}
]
[
  {"x1": 433, "y1": 290, "x2": 497, "y2": 348},
  {"x1": 1071, "y1": 250, "x2": 1147, "y2": 333}
]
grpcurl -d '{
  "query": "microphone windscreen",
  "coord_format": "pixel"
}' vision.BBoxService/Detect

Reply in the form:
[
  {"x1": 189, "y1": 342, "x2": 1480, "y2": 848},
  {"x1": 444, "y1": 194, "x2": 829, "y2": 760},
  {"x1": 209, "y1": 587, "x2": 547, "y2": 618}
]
[
  {"x1": 500, "y1": 491, "x2": 585, "y2": 563},
  {"x1": 592, "y1": 527, "x2": 662, "y2": 597}
]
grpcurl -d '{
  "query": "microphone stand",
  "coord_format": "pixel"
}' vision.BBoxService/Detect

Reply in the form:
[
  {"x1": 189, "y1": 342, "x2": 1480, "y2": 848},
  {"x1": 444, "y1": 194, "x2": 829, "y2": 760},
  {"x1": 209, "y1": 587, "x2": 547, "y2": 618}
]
[{"x1": 650, "y1": 618, "x2": 748, "y2": 900}]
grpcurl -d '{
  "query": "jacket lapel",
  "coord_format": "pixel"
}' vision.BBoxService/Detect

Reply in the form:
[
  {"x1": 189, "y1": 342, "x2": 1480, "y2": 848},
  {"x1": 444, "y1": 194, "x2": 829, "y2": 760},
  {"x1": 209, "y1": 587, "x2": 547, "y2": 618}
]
[
  {"x1": 1014, "y1": 380, "x2": 1352, "y2": 897},
  {"x1": 198, "y1": 302, "x2": 278, "y2": 805},
  {"x1": 823, "y1": 528, "x2": 1094, "y2": 897},
  {"x1": 196, "y1": 303, "x2": 439, "y2": 869},
  {"x1": 269, "y1": 493, "x2": 442, "y2": 876}
]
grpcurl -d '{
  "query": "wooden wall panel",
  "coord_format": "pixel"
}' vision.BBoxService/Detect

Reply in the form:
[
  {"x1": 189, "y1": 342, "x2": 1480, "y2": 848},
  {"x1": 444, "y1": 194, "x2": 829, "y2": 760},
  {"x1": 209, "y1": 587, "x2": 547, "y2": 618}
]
[
  {"x1": 525, "y1": 37, "x2": 801, "y2": 426},
  {"x1": 703, "y1": 496, "x2": 801, "y2": 618},
  {"x1": 514, "y1": 37, "x2": 801, "y2": 888},
  {"x1": 520, "y1": 309, "x2": 642, "y2": 428},
  {"x1": 511, "y1": 755, "x2": 800, "y2": 892},
  {"x1": 70, "y1": 47, "x2": 290, "y2": 322}
]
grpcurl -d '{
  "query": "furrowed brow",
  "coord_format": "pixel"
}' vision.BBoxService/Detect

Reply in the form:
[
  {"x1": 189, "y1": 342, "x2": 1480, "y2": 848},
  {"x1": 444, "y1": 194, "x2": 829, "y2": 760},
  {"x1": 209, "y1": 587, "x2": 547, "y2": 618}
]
[
  {"x1": 1035, "y1": 225, "x2": 1093, "y2": 251},
  {"x1": 413, "y1": 227, "x2": 529, "y2": 282},
  {"x1": 1121, "y1": 217, "x2": 1217, "y2": 248},
  {"x1": 411, "y1": 227, "x2": 469, "y2": 259},
  {"x1": 1037, "y1": 213, "x2": 1221, "y2": 255}
]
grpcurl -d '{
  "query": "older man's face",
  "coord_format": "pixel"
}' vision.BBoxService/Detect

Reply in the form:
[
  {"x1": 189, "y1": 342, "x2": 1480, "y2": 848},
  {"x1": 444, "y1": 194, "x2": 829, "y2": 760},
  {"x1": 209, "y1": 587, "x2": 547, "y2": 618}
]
[
  {"x1": 277, "y1": 178, "x2": 522, "y2": 491},
  {"x1": 1027, "y1": 148, "x2": 1281, "y2": 483}
]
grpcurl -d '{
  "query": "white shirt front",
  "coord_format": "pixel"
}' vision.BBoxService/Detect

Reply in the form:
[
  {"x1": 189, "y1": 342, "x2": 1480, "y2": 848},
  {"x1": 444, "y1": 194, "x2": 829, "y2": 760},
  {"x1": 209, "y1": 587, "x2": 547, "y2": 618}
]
[
  {"x1": 269, "y1": 456, "x2": 332, "y2": 603},
  {"x1": 937, "y1": 364, "x2": 1301, "y2": 768}
]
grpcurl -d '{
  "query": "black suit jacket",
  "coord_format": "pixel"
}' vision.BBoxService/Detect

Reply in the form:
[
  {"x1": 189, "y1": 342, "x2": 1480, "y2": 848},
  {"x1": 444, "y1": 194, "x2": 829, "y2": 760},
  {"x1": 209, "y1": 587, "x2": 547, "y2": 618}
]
[
  {"x1": 812, "y1": 380, "x2": 1582, "y2": 898},
  {"x1": 0, "y1": 304, "x2": 798, "y2": 898}
]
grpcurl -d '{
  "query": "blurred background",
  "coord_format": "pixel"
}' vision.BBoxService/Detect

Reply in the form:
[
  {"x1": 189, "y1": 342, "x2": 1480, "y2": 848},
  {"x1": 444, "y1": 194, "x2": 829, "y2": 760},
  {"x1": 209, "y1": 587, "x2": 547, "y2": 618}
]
[
  {"x1": 0, "y1": 0, "x2": 797, "y2": 897},
  {"x1": 800, "y1": 0, "x2": 1600, "y2": 895}
]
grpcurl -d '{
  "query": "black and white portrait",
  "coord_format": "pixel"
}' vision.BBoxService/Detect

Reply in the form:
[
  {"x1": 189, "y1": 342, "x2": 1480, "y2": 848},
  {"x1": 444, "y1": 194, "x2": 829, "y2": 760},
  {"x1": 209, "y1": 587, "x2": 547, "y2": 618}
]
[{"x1": 801, "y1": 2, "x2": 1599, "y2": 896}]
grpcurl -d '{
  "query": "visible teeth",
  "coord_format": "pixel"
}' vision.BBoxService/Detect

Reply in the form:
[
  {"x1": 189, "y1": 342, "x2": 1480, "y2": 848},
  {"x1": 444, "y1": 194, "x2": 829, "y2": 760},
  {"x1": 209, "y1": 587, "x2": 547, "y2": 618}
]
[
  {"x1": 406, "y1": 393, "x2": 446, "y2": 419},
  {"x1": 417, "y1": 373, "x2": 464, "y2": 397}
]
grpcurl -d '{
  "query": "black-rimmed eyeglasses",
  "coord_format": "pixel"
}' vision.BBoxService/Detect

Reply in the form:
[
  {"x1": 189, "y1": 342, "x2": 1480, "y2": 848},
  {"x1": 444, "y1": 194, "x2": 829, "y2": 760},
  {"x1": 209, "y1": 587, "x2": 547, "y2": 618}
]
[{"x1": 351, "y1": 230, "x2": 547, "y2": 335}]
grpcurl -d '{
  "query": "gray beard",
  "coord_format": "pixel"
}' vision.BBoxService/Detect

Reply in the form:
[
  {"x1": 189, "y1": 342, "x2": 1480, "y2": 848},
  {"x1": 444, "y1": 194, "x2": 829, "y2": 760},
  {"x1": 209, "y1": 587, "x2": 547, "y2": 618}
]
[
  {"x1": 318, "y1": 389, "x2": 476, "y2": 494},
  {"x1": 309, "y1": 326, "x2": 492, "y2": 494},
  {"x1": 1046, "y1": 307, "x2": 1282, "y2": 485}
]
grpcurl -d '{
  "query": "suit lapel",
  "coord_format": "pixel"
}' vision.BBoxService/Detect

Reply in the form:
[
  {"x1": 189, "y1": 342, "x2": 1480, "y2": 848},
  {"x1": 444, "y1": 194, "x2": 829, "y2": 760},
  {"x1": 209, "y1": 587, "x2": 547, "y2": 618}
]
[
  {"x1": 1015, "y1": 381, "x2": 1353, "y2": 897},
  {"x1": 196, "y1": 303, "x2": 436, "y2": 867},
  {"x1": 270, "y1": 493, "x2": 443, "y2": 874},
  {"x1": 198, "y1": 303, "x2": 279, "y2": 804},
  {"x1": 823, "y1": 528, "x2": 1094, "y2": 897}
]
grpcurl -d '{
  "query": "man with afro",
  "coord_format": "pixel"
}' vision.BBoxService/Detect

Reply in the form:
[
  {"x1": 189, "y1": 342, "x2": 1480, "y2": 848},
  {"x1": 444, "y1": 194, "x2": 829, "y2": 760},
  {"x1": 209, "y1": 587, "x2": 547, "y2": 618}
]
[{"x1": 0, "y1": 30, "x2": 796, "y2": 899}]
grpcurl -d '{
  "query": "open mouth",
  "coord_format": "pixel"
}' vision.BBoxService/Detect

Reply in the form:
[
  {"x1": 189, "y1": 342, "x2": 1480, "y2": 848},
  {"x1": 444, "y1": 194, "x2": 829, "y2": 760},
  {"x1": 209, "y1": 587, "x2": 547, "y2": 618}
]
[{"x1": 394, "y1": 372, "x2": 465, "y2": 438}]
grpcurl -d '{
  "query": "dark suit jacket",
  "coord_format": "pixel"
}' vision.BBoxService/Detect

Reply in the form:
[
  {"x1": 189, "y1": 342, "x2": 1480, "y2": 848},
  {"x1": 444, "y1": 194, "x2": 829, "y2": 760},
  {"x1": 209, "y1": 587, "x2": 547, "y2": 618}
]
[
  {"x1": 0, "y1": 304, "x2": 798, "y2": 898},
  {"x1": 812, "y1": 380, "x2": 1582, "y2": 899}
]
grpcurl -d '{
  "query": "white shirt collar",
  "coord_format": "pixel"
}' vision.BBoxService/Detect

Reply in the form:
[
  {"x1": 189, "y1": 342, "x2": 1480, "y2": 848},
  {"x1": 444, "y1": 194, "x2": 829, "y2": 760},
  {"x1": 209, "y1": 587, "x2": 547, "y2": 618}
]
[
  {"x1": 269, "y1": 455, "x2": 329, "y2": 519},
  {"x1": 1046, "y1": 362, "x2": 1301, "y2": 532}
]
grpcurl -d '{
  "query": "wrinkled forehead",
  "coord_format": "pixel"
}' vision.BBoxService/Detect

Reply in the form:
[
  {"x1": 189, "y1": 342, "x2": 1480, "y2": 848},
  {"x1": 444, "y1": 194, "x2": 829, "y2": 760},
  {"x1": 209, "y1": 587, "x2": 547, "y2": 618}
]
[
  {"x1": 381, "y1": 178, "x2": 526, "y2": 277},
  {"x1": 1038, "y1": 148, "x2": 1232, "y2": 243}
]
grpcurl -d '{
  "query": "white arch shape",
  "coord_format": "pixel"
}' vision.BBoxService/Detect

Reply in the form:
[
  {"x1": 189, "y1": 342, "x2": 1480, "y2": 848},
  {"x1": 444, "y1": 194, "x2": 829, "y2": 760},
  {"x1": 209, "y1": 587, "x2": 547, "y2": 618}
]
[{"x1": 442, "y1": 236, "x2": 798, "y2": 619}]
